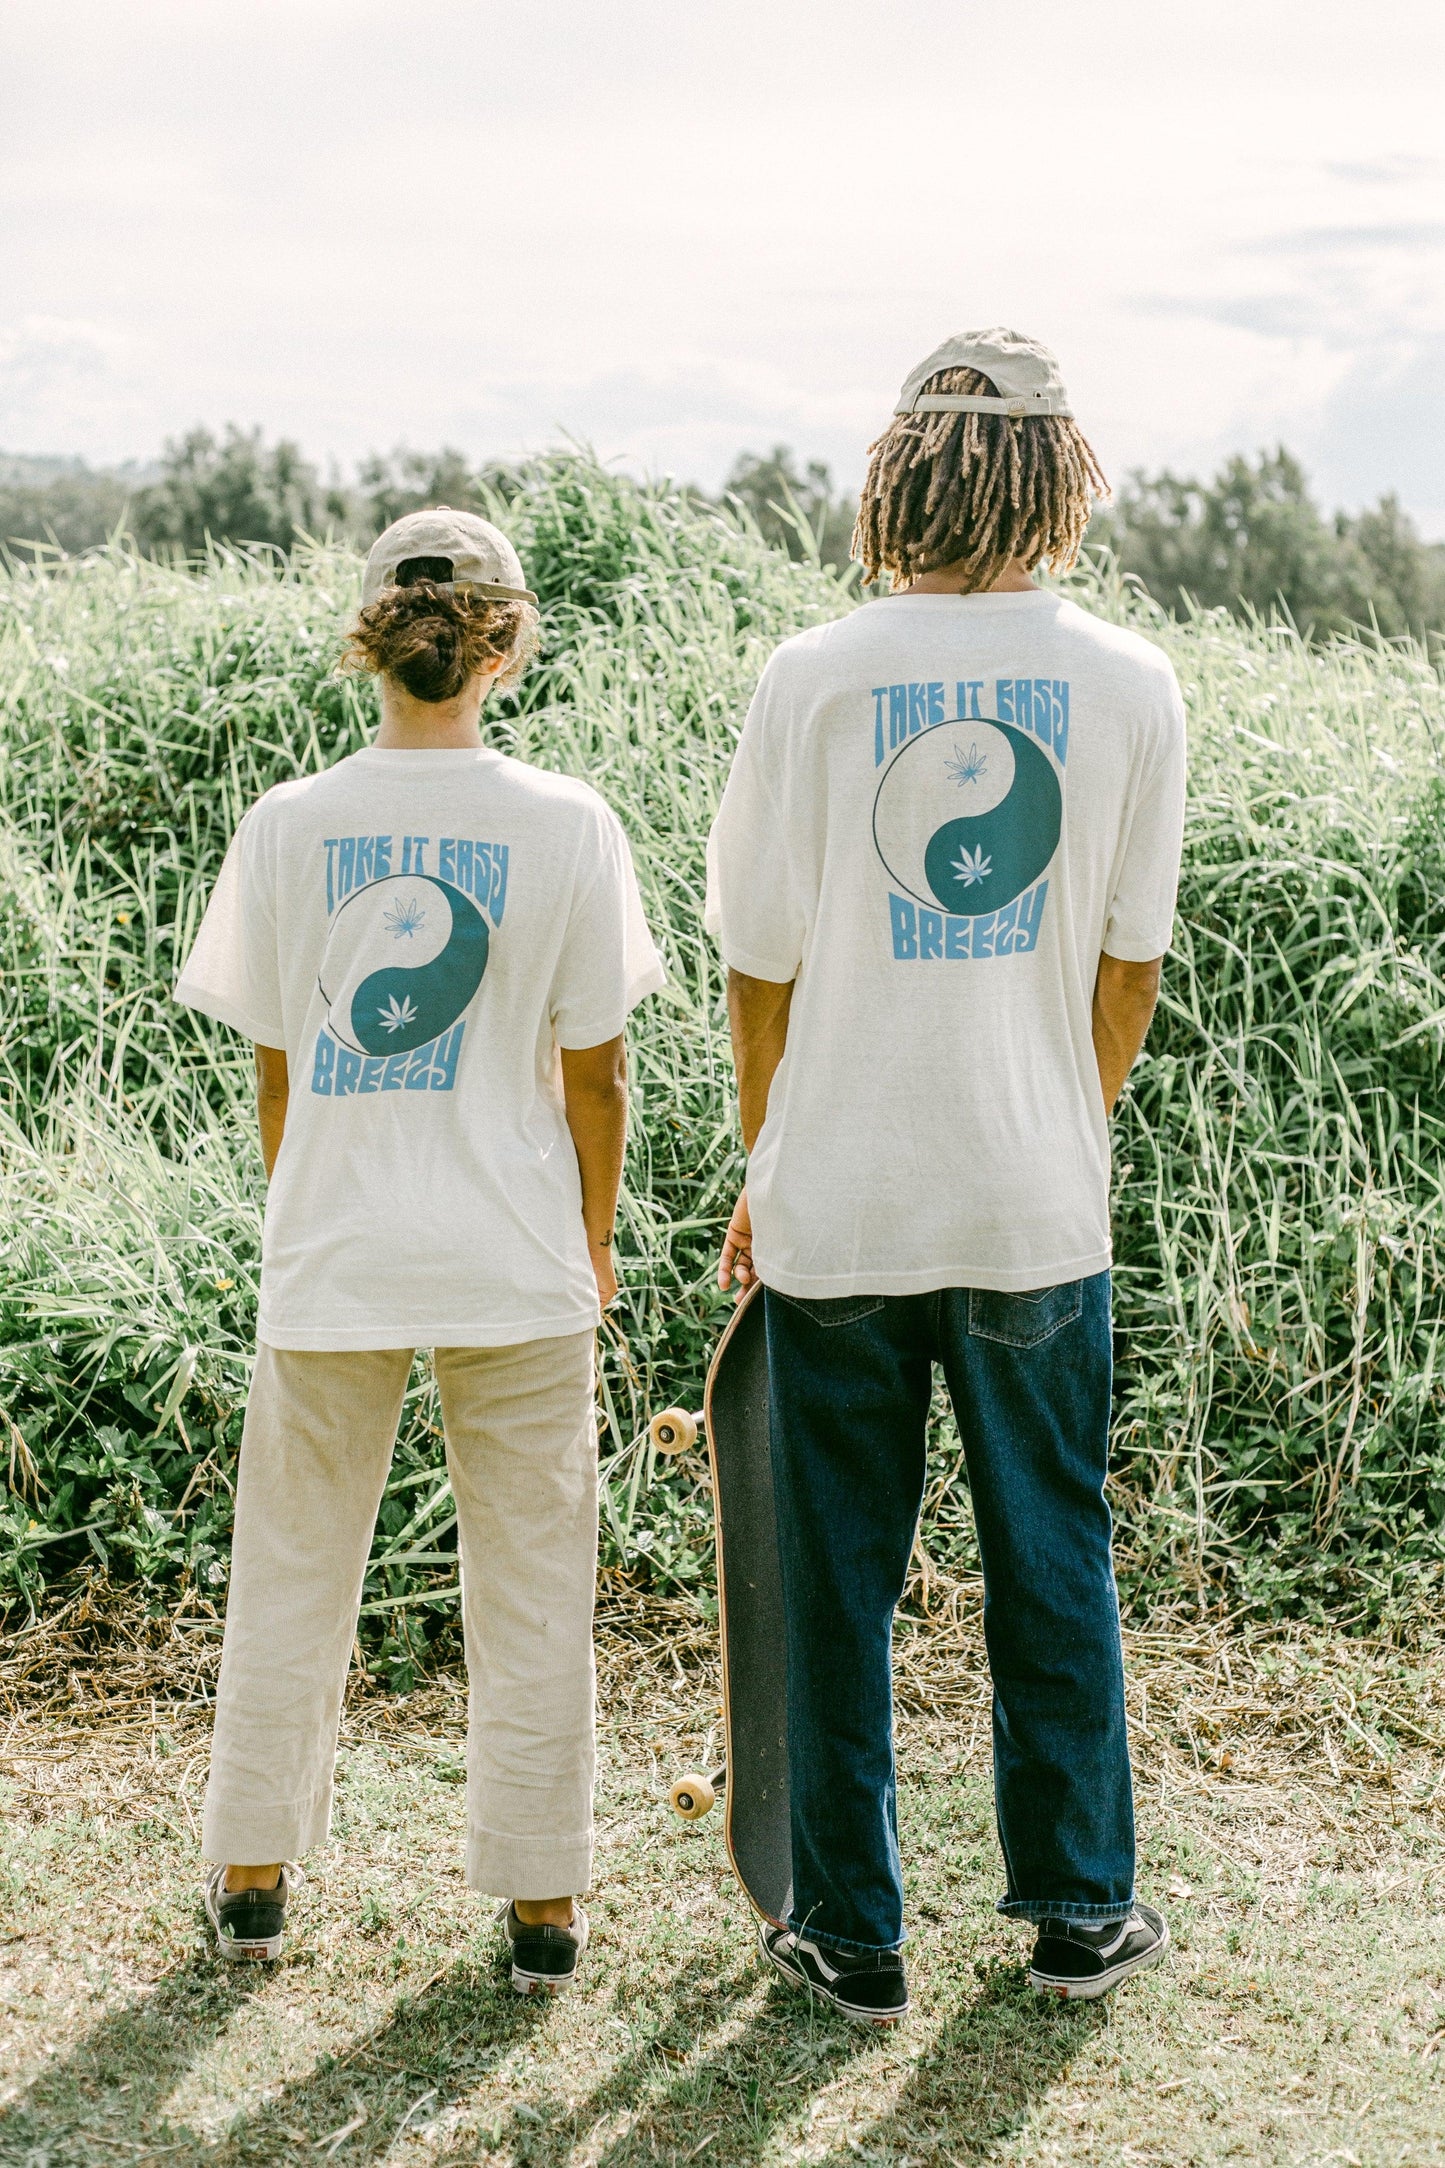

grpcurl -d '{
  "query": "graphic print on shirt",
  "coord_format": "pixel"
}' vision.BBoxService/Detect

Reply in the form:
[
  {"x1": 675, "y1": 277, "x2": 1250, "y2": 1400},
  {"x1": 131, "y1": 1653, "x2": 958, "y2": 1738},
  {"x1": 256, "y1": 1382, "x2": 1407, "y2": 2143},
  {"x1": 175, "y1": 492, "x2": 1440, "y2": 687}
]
[
  {"x1": 311, "y1": 833, "x2": 508, "y2": 1095},
  {"x1": 869, "y1": 677, "x2": 1068, "y2": 962}
]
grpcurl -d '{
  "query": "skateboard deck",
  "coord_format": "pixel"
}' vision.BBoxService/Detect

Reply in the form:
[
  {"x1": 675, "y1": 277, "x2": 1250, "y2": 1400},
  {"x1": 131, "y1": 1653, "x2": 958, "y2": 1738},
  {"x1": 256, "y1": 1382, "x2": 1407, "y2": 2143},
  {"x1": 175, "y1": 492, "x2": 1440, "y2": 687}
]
[{"x1": 650, "y1": 1282, "x2": 793, "y2": 1927}]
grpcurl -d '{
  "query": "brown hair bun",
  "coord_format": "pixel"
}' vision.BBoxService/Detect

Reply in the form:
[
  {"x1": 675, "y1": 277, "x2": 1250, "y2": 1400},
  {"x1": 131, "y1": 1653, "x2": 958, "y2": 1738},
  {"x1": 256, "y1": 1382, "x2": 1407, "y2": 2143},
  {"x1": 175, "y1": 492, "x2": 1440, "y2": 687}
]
[{"x1": 342, "y1": 579, "x2": 539, "y2": 703}]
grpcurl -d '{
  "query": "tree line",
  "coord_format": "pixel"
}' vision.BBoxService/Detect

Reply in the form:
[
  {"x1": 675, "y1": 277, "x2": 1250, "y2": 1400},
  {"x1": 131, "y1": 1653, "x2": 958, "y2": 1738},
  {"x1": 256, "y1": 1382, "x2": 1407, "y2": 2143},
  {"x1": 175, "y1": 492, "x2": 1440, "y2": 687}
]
[
  {"x1": 3, "y1": 428, "x2": 1442, "y2": 647},
  {"x1": 727, "y1": 442, "x2": 1445, "y2": 647}
]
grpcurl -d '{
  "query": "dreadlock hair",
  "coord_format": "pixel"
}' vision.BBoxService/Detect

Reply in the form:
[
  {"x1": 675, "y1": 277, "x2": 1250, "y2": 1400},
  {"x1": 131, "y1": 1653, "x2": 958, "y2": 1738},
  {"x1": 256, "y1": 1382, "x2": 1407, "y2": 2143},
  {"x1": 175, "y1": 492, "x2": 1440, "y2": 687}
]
[{"x1": 853, "y1": 365, "x2": 1109, "y2": 593}]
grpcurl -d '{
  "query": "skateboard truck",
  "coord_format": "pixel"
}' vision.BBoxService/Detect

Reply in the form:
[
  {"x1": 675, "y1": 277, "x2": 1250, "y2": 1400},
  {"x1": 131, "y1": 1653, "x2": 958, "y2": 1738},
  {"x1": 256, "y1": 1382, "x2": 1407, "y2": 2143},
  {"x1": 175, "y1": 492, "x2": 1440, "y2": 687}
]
[
  {"x1": 649, "y1": 1407, "x2": 720, "y2": 1818},
  {"x1": 647, "y1": 1406, "x2": 721, "y2": 1818},
  {"x1": 648, "y1": 1407, "x2": 704, "y2": 1455},
  {"x1": 668, "y1": 1764, "x2": 727, "y2": 1820}
]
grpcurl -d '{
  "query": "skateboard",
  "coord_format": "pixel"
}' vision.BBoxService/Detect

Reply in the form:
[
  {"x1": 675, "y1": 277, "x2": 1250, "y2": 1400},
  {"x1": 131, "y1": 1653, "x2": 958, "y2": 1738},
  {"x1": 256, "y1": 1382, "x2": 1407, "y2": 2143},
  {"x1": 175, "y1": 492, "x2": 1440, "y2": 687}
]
[{"x1": 648, "y1": 1280, "x2": 792, "y2": 1928}]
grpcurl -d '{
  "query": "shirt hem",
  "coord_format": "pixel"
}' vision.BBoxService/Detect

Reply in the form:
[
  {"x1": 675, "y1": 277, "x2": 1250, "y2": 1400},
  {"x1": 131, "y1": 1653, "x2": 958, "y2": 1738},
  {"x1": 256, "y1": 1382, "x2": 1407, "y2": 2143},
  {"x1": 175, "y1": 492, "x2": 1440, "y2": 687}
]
[
  {"x1": 256, "y1": 1307, "x2": 601, "y2": 1351},
  {"x1": 555, "y1": 961, "x2": 667, "y2": 1049},
  {"x1": 756, "y1": 1247, "x2": 1113, "y2": 1298},
  {"x1": 1101, "y1": 931, "x2": 1173, "y2": 963},
  {"x1": 174, "y1": 980, "x2": 284, "y2": 1047},
  {"x1": 554, "y1": 1018, "x2": 627, "y2": 1051},
  {"x1": 718, "y1": 942, "x2": 801, "y2": 985}
]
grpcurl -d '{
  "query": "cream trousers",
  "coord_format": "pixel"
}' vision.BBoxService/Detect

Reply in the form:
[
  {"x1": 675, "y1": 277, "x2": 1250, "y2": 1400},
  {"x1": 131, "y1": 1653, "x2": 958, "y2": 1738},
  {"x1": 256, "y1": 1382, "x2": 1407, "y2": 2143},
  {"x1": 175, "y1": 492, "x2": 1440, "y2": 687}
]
[{"x1": 201, "y1": 1333, "x2": 598, "y2": 1899}]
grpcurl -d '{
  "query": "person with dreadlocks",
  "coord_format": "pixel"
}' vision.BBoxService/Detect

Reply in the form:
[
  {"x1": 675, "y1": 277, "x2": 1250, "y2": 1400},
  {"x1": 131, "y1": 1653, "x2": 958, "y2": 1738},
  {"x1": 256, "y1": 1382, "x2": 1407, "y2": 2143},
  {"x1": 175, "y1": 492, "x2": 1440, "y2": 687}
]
[{"x1": 705, "y1": 330, "x2": 1186, "y2": 2020}]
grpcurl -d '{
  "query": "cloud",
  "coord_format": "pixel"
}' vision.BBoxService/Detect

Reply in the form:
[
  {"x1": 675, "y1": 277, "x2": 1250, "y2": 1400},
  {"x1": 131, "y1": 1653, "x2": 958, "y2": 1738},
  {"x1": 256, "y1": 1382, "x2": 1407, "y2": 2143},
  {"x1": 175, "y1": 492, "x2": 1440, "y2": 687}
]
[
  {"x1": 1322, "y1": 157, "x2": 1439, "y2": 187},
  {"x1": 1307, "y1": 332, "x2": 1445, "y2": 531},
  {"x1": 1133, "y1": 213, "x2": 1445, "y2": 360},
  {"x1": 1134, "y1": 293, "x2": 1327, "y2": 343},
  {"x1": 1241, "y1": 222, "x2": 1445, "y2": 259},
  {"x1": 0, "y1": 314, "x2": 129, "y2": 374},
  {"x1": 0, "y1": 315, "x2": 134, "y2": 428}
]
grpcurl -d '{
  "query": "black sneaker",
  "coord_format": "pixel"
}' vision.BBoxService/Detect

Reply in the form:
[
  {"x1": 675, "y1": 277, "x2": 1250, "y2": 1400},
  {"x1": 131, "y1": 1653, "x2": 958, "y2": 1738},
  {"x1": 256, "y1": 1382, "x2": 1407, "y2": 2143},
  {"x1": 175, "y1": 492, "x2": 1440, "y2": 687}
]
[
  {"x1": 759, "y1": 1923, "x2": 908, "y2": 2026},
  {"x1": 203, "y1": 1863, "x2": 294, "y2": 1962},
  {"x1": 497, "y1": 1902, "x2": 589, "y2": 1995},
  {"x1": 1029, "y1": 1903, "x2": 1170, "y2": 2000}
]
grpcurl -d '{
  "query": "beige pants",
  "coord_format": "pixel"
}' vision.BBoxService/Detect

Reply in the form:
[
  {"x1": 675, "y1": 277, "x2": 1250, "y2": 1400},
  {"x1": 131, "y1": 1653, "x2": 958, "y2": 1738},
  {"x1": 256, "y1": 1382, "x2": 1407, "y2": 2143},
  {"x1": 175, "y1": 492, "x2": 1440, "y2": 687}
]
[{"x1": 202, "y1": 1333, "x2": 598, "y2": 1898}]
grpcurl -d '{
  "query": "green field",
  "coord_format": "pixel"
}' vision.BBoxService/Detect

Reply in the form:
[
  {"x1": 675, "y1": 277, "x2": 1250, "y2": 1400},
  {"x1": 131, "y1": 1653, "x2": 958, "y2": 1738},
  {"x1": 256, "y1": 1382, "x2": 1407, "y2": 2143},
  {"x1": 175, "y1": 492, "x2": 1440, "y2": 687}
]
[
  {"x1": 4, "y1": 454, "x2": 1445, "y2": 2168},
  {"x1": 3, "y1": 1602, "x2": 1445, "y2": 2167},
  {"x1": 1, "y1": 453, "x2": 1444, "y2": 1658}
]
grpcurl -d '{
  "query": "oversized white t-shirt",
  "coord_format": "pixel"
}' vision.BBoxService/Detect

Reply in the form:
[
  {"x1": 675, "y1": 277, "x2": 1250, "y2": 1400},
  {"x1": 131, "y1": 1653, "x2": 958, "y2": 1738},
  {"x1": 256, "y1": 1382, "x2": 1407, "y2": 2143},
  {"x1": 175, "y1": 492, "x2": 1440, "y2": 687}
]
[
  {"x1": 177, "y1": 746, "x2": 664, "y2": 1349},
  {"x1": 705, "y1": 590, "x2": 1186, "y2": 1296}
]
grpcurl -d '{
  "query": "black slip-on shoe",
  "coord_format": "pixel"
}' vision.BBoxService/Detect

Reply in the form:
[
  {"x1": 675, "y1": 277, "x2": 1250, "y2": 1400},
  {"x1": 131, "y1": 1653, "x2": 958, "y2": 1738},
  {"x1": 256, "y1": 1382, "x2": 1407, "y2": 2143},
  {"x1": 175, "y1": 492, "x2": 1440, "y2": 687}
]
[
  {"x1": 759, "y1": 1922, "x2": 908, "y2": 2026},
  {"x1": 1029, "y1": 1903, "x2": 1170, "y2": 2000},
  {"x1": 497, "y1": 1901, "x2": 589, "y2": 1995},
  {"x1": 203, "y1": 1863, "x2": 295, "y2": 1962}
]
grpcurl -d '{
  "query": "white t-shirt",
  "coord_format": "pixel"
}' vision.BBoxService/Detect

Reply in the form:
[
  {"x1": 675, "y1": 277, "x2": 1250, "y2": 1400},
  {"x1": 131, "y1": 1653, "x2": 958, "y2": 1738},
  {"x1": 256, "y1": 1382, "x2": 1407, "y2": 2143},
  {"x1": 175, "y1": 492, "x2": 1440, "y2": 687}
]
[
  {"x1": 705, "y1": 590, "x2": 1187, "y2": 1296},
  {"x1": 177, "y1": 746, "x2": 664, "y2": 1350}
]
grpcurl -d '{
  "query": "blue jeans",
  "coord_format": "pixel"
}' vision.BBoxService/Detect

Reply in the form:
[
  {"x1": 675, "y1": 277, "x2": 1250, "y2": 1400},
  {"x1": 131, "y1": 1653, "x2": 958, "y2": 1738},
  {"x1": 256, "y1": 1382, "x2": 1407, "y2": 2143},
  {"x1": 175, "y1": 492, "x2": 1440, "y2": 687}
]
[{"x1": 763, "y1": 1273, "x2": 1133, "y2": 1953}]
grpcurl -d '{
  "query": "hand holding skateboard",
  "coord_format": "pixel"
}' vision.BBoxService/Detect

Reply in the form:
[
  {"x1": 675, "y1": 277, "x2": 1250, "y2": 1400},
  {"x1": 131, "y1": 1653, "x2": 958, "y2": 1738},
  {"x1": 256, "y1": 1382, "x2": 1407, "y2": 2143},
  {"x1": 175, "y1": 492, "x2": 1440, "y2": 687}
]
[{"x1": 718, "y1": 1186, "x2": 755, "y2": 1296}]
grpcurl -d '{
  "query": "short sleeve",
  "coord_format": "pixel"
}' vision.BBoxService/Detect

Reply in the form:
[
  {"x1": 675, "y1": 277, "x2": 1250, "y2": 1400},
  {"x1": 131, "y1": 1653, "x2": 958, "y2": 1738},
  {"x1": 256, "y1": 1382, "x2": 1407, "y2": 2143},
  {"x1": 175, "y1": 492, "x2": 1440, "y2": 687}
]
[
  {"x1": 550, "y1": 808, "x2": 666, "y2": 1049},
  {"x1": 703, "y1": 665, "x2": 807, "y2": 982},
  {"x1": 174, "y1": 806, "x2": 287, "y2": 1045},
  {"x1": 1103, "y1": 676, "x2": 1187, "y2": 962}
]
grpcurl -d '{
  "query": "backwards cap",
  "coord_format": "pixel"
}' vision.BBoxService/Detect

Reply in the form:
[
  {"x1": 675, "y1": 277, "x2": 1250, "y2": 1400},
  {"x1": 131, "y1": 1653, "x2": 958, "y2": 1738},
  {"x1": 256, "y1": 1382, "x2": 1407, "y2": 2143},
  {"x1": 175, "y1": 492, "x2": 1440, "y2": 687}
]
[
  {"x1": 894, "y1": 328, "x2": 1072, "y2": 419},
  {"x1": 362, "y1": 507, "x2": 537, "y2": 606}
]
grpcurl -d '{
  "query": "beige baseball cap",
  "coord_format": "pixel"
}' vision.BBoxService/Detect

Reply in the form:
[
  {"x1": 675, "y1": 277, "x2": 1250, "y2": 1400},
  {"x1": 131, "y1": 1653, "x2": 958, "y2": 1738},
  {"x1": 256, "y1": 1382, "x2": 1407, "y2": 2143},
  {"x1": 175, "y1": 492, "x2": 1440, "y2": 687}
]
[
  {"x1": 895, "y1": 328, "x2": 1072, "y2": 419},
  {"x1": 362, "y1": 506, "x2": 538, "y2": 606}
]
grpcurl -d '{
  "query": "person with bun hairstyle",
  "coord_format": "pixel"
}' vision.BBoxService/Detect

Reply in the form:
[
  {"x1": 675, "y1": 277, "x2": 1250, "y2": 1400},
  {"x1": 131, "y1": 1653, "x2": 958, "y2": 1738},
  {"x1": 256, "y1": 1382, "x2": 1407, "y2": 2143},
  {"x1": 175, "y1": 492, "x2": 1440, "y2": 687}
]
[{"x1": 176, "y1": 509, "x2": 663, "y2": 1991}]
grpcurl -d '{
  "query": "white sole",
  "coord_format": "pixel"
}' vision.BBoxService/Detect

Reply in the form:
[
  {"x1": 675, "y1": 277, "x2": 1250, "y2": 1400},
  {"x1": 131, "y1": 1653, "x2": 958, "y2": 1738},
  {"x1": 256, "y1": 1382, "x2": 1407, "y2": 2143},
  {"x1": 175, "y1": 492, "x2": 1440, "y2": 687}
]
[
  {"x1": 760, "y1": 1928, "x2": 907, "y2": 2027},
  {"x1": 1030, "y1": 1922, "x2": 1170, "y2": 2001},
  {"x1": 830, "y1": 1998, "x2": 908, "y2": 2028},
  {"x1": 216, "y1": 1930, "x2": 285, "y2": 1963},
  {"x1": 511, "y1": 1965, "x2": 575, "y2": 1996}
]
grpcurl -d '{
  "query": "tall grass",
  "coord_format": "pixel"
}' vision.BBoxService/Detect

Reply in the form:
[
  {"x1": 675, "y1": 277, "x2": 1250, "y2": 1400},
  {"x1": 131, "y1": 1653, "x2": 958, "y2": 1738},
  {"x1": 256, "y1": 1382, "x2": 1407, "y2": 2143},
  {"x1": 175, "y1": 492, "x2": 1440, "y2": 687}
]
[{"x1": 1, "y1": 453, "x2": 1443, "y2": 1663}]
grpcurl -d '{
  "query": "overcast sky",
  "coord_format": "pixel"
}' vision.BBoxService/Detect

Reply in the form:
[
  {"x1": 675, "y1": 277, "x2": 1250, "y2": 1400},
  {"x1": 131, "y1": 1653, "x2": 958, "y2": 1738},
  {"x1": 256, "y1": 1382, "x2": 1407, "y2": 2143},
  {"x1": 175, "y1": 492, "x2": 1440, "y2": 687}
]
[{"x1": 3, "y1": 1, "x2": 1444, "y2": 529}]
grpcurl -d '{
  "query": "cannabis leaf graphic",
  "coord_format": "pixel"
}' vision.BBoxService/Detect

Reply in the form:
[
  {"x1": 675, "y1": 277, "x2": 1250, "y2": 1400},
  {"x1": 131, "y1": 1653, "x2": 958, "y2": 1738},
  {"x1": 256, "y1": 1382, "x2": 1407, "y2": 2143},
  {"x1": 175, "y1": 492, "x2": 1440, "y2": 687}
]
[
  {"x1": 945, "y1": 738, "x2": 988, "y2": 787},
  {"x1": 383, "y1": 898, "x2": 427, "y2": 938},
  {"x1": 952, "y1": 845, "x2": 993, "y2": 887},
  {"x1": 378, "y1": 994, "x2": 419, "y2": 1034}
]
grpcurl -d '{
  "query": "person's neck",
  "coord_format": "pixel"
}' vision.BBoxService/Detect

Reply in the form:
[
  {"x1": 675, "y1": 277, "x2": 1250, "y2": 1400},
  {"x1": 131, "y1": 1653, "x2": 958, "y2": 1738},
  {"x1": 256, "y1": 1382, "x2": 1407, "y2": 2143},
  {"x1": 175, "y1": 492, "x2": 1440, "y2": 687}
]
[
  {"x1": 901, "y1": 556, "x2": 1037, "y2": 596},
  {"x1": 374, "y1": 676, "x2": 491, "y2": 749}
]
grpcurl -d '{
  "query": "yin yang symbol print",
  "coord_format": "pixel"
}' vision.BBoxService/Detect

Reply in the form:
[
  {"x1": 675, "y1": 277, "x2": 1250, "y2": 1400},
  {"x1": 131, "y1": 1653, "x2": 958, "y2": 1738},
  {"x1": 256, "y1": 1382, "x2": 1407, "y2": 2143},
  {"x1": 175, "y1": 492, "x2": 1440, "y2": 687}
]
[
  {"x1": 310, "y1": 833, "x2": 510, "y2": 1097},
  {"x1": 319, "y1": 874, "x2": 488, "y2": 1055},
  {"x1": 873, "y1": 713, "x2": 1062, "y2": 953}
]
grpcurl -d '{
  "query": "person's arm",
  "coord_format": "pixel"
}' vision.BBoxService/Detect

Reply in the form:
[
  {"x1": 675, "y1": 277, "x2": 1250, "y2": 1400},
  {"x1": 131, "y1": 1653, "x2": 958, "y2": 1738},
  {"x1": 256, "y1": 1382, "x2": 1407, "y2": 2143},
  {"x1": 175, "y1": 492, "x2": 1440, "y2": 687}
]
[
  {"x1": 255, "y1": 1045, "x2": 289, "y2": 1179},
  {"x1": 1091, "y1": 954, "x2": 1162, "y2": 1114},
  {"x1": 560, "y1": 1035, "x2": 628, "y2": 1309},
  {"x1": 718, "y1": 968, "x2": 795, "y2": 1293},
  {"x1": 730, "y1": 969, "x2": 794, "y2": 1150}
]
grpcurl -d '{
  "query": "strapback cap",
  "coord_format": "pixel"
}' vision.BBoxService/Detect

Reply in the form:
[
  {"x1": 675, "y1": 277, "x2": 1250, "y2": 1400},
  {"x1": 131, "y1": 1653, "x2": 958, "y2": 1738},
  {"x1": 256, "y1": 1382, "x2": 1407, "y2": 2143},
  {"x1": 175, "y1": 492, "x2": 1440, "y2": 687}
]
[
  {"x1": 362, "y1": 506, "x2": 538, "y2": 606},
  {"x1": 895, "y1": 328, "x2": 1072, "y2": 419}
]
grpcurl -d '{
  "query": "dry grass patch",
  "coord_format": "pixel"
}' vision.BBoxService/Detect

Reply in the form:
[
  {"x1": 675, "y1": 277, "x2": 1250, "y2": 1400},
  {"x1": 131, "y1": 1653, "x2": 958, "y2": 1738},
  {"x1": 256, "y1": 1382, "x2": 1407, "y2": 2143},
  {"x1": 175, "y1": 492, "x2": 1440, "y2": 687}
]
[{"x1": 1, "y1": 1591, "x2": 1444, "y2": 2166}]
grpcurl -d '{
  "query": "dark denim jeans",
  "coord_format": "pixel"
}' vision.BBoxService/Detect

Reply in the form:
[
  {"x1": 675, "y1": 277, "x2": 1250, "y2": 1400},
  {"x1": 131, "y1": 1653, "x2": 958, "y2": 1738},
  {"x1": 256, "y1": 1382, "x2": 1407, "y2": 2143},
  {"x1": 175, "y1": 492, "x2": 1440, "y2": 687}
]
[{"x1": 763, "y1": 1272, "x2": 1133, "y2": 1953}]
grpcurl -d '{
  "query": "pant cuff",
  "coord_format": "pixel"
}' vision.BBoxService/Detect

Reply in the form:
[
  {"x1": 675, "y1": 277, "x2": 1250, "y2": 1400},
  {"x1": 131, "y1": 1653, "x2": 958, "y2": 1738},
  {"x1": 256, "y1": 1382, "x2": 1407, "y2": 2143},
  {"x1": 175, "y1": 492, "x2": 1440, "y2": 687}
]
[
  {"x1": 996, "y1": 1896, "x2": 1136, "y2": 1924},
  {"x1": 788, "y1": 1918, "x2": 905, "y2": 1956},
  {"x1": 466, "y1": 1826, "x2": 593, "y2": 1900},
  {"x1": 201, "y1": 1790, "x2": 333, "y2": 1865}
]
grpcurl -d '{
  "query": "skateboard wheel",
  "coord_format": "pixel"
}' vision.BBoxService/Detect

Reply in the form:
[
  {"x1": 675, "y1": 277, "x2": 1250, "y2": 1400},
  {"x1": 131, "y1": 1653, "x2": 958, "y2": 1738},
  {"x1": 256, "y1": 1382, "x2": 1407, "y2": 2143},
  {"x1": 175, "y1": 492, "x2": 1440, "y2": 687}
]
[
  {"x1": 649, "y1": 1408, "x2": 700, "y2": 1456},
  {"x1": 669, "y1": 1772, "x2": 716, "y2": 1820}
]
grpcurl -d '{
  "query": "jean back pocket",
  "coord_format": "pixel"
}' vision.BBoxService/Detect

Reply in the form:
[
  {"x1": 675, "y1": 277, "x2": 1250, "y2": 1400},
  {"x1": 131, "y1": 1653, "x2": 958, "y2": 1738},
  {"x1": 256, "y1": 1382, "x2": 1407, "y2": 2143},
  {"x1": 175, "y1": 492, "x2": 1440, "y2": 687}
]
[
  {"x1": 770, "y1": 1291, "x2": 887, "y2": 1329},
  {"x1": 967, "y1": 1281, "x2": 1083, "y2": 1349}
]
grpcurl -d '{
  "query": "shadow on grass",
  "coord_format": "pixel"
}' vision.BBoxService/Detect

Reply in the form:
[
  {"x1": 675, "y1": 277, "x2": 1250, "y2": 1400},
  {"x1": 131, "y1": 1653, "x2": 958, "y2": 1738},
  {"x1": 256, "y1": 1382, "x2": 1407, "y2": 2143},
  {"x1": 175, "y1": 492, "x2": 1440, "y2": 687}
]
[
  {"x1": 0, "y1": 1952, "x2": 261, "y2": 2159},
  {"x1": 814, "y1": 1954, "x2": 1106, "y2": 2163},
  {"x1": 0, "y1": 1936, "x2": 1097, "y2": 2165},
  {"x1": 486, "y1": 1954, "x2": 1103, "y2": 2168}
]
